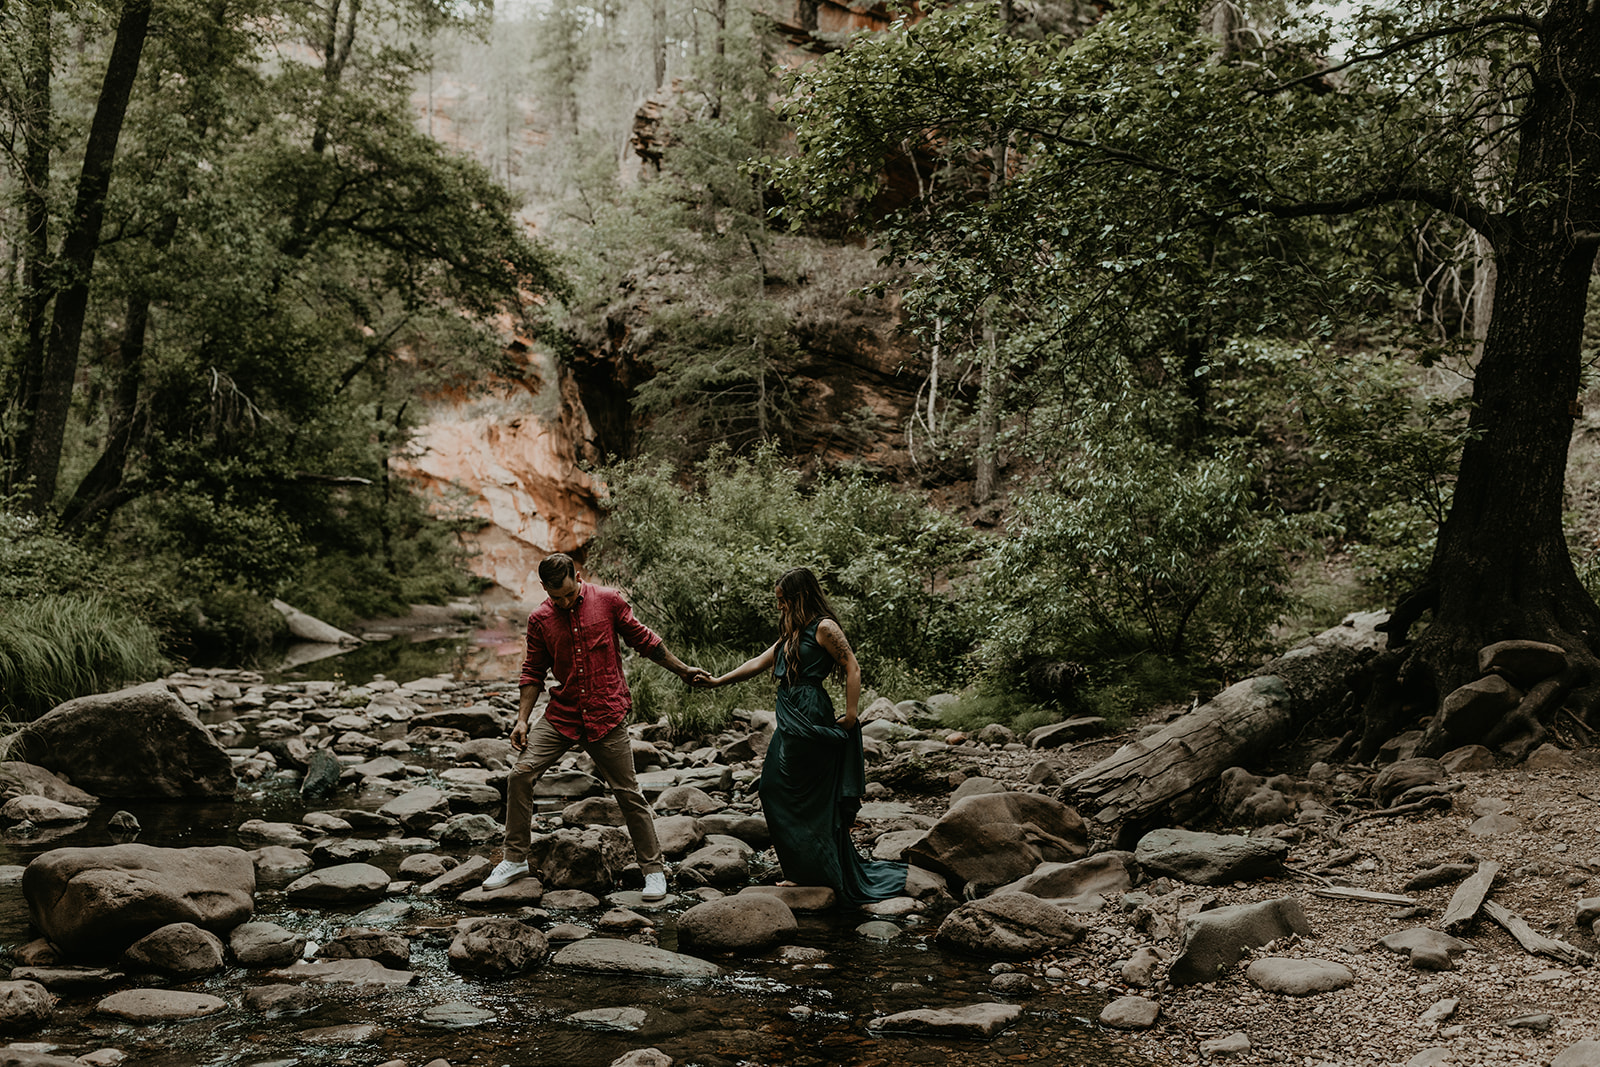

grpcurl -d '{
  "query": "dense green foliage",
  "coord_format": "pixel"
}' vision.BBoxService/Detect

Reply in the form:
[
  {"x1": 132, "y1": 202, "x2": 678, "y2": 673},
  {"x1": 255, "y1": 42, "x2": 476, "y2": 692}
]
[
  {"x1": 770, "y1": 0, "x2": 1600, "y2": 711},
  {"x1": 10, "y1": 0, "x2": 1599, "y2": 746},
  {"x1": 592, "y1": 445, "x2": 981, "y2": 680},
  {"x1": 0, "y1": 0, "x2": 562, "y2": 679},
  {"x1": 983, "y1": 437, "x2": 1303, "y2": 673},
  {"x1": 0, "y1": 507, "x2": 169, "y2": 714}
]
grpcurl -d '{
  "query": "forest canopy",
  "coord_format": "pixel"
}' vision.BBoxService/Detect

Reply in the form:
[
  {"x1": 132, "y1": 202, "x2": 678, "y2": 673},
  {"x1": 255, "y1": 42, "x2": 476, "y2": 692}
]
[{"x1": 5, "y1": 0, "x2": 1600, "y2": 754}]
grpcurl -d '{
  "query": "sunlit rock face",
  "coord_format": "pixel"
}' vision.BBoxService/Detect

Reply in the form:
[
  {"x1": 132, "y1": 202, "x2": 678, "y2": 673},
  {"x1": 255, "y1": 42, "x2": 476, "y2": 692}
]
[{"x1": 395, "y1": 348, "x2": 603, "y2": 609}]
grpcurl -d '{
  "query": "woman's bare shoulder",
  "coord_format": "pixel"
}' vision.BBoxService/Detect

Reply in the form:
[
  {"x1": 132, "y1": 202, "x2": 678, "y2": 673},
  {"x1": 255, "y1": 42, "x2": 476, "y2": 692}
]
[{"x1": 815, "y1": 617, "x2": 850, "y2": 644}]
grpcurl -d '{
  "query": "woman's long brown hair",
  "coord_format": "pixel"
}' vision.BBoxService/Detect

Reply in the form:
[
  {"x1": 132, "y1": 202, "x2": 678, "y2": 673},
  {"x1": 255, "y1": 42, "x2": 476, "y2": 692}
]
[{"x1": 775, "y1": 567, "x2": 844, "y2": 682}]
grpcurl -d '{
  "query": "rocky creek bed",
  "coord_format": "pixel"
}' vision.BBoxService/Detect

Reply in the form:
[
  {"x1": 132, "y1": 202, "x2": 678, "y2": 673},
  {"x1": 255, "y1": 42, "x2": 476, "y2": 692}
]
[{"x1": 0, "y1": 664, "x2": 1599, "y2": 1067}]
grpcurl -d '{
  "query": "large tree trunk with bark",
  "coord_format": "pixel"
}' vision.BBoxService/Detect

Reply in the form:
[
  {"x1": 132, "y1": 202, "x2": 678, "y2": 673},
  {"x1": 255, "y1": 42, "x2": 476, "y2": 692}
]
[
  {"x1": 1374, "y1": 0, "x2": 1600, "y2": 745},
  {"x1": 18, "y1": 0, "x2": 152, "y2": 513},
  {"x1": 1063, "y1": 611, "x2": 1387, "y2": 842},
  {"x1": 7, "y1": 2, "x2": 52, "y2": 494}
]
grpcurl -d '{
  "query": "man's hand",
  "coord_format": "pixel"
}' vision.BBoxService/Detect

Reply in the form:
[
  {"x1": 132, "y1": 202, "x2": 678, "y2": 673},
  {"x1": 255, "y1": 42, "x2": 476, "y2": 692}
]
[{"x1": 510, "y1": 719, "x2": 529, "y2": 751}]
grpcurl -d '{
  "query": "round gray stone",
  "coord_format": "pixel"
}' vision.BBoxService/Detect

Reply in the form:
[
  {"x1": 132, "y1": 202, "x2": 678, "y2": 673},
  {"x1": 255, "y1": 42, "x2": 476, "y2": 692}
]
[
  {"x1": 1245, "y1": 957, "x2": 1354, "y2": 995},
  {"x1": 1099, "y1": 995, "x2": 1160, "y2": 1029}
]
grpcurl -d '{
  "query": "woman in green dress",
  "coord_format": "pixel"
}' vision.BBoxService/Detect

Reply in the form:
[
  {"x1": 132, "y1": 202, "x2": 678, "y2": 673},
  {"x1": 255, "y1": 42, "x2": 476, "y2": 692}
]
[{"x1": 706, "y1": 567, "x2": 907, "y2": 905}]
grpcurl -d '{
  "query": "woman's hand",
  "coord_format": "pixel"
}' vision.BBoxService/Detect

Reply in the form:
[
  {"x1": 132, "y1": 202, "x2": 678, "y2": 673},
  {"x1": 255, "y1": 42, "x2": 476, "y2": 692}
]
[{"x1": 838, "y1": 711, "x2": 858, "y2": 730}]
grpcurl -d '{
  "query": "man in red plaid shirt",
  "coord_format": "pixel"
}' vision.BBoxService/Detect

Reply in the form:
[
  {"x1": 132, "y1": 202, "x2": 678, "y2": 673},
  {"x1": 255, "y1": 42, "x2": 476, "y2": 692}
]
[{"x1": 484, "y1": 552, "x2": 706, "y2": 901}]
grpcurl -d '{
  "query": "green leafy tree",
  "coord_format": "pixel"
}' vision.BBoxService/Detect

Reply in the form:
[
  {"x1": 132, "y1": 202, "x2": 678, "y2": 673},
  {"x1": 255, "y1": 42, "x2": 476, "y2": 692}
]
[
  {"x1": 0, "y1": 0, "x2": 565, "y2": 655},
  {"x1": 778, "y1": 0, "x2": 1600, "y2": 727}
]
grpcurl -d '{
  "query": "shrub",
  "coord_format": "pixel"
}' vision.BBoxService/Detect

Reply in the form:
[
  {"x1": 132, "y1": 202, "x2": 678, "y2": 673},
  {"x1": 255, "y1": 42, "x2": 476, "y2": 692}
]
[
  {"x1": 0, "y1": 510, "x2": 102, "y2": 601},
  {"x1": 591, "y1": 444, "x2": 982, "y2": 689},
  {"x1": 982, "y1": 439, "x2": 1304, "y2": 679}
]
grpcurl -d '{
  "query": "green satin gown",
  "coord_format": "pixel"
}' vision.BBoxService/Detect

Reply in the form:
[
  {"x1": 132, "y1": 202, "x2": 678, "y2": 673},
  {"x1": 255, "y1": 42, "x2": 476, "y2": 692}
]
[{"x1": 757, "y1": 620, "x2": 908, "y2": 905}]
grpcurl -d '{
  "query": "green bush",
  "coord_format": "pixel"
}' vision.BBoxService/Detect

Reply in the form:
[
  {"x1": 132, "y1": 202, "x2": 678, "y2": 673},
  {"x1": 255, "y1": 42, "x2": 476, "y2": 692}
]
[
  {"x1": 982, "y1": 439, "x2": 1303, "y2": 678},
  {"x1": 0, "y1": 595, "x2": 167, "y2": 720},
  {"x1": 591, "y1": 444, "x2": 982, "y2": 689},
  {"x1": 0, "y1": 510, "x2": 103, "y2": 601}
]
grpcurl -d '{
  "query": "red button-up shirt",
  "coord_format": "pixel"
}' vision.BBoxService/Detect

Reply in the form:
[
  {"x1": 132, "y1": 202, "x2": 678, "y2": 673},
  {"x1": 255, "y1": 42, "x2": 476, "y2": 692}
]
[{"x1": 518, "y1": 582, "x2": 663, "y2": 743}]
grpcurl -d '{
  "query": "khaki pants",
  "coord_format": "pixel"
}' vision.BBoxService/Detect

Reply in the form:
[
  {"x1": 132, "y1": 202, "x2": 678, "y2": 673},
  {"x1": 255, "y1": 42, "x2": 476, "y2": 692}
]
[{"x1": 500, "y1": 716, "x2": 663, "y2": 874}]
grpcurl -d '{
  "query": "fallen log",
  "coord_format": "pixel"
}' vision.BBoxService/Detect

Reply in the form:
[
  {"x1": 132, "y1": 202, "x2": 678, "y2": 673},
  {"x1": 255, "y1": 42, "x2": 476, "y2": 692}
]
[
  {"x1": 1482, "y1": 899, "x2": 1593, "y2": 967},
  {"x1": 1062, "y1": 612, "x2": 1387, "y2": 836}
]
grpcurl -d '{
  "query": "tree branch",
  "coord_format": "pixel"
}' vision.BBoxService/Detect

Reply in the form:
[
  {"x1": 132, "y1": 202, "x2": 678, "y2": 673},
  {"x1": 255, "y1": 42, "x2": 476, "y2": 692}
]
[
  {"x1": 1258, "y1": 14, "x2": 1545, "y2": 98},
  {"x1": 1232, "y1": 185, "x2": 1500, "y2": 241}
]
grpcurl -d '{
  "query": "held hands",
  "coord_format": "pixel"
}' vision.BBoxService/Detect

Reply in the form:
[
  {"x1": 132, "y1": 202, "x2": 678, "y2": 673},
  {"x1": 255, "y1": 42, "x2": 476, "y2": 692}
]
[{"x1": 683, "y1": 666, "x2": 716, "y2": 688}]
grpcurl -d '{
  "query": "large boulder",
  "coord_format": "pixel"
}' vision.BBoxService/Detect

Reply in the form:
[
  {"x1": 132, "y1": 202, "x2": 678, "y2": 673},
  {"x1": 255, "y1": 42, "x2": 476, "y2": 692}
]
[
  {"x1": 905, "y1": 793, "x2": 1090, "y2": 894},
  {"x1": 526, "y1": 827, "x2": 634, "y2": 894},
  {"x1": 935, "y1": 893, "x2": 1086, "y2": 958},
  {"x1": 12, "y1": 683, "x2": 235, "y2": 798},
  {"x1": 22, "y1": 844, "x2": 256, "y2": 960}
]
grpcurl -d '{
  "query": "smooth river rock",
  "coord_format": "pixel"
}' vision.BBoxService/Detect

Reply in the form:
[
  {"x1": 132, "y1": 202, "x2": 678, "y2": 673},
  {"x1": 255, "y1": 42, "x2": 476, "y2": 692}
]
[
  {"x1": 866, "y1": 1002, "x2": 1022, "y2": 1037},
  {"x1": 552, "y1": 939, "x2": 721, "y2": 980},
  {"x1": 1245, "y1": 957, "x2": 1355, "y2": 995},
  {"x1": 1134, "y1": 828, "x2": 1289, "y2": 886},
  {"x1": 96, "y1": 988, "x2": 227, "y2": 1021}
]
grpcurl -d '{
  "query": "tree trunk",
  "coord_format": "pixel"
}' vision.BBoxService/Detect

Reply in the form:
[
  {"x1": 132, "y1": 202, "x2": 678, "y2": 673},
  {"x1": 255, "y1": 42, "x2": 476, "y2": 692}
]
[
  {"x1": 8, "y1": 1, "x2": 52, "y2": 494},
  {"x1": 1062, "y1": 612, "x2": 1387, "y2": 839},
  {"x1": 974, "y1": 314, "x2": 1000, "y2": 504},
  {"x1": 1385, "y1": 0, "x2": 1600, "y2": 730},
  {"x1": 1404, "y1": 240, "x2": 1600, "y2": 703},
  {"x1": 60, "y1": 294, "x2": 149, "y2": 532},
  {"x1": 19, "y1": 0, "x2": 153, "y2": 513},
  {"x1": 651, "y1": 0, "x2": 667, "y2": 89}
]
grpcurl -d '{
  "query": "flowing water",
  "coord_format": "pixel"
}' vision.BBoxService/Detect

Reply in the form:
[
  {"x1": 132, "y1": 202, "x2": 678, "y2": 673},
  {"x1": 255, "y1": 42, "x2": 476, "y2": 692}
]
[{"x1": 0, "y1": 642, "x2": 1158, "y2": 1067}]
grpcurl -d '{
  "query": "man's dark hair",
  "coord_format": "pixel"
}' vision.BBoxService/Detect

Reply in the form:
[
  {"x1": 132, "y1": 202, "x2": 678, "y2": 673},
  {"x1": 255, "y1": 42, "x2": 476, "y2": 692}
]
[{"x1": 538, "y1": 553, "x2": 578, "y2": 587}]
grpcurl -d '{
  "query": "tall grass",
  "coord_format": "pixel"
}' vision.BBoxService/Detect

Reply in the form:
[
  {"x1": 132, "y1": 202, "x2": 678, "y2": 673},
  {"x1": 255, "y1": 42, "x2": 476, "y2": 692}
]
[{"x1": 0, "y1": 595, "x2": 167, "y2": 720}]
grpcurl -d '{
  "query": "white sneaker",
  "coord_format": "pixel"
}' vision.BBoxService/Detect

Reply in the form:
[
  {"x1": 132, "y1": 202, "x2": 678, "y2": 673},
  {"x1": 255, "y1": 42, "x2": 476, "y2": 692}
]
[
  {"x1": 483, "y1": 860, "x2": 529, "y2": 890},
  {"x1": 642, "y1": 871, "x2": 669, "y2": 901}
]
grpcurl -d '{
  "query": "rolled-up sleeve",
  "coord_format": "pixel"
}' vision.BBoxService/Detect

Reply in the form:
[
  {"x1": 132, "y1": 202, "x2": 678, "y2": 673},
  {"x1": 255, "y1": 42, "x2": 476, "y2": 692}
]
[{"x1": 613, "y1": 596, "x2": 663, "y2": 657}]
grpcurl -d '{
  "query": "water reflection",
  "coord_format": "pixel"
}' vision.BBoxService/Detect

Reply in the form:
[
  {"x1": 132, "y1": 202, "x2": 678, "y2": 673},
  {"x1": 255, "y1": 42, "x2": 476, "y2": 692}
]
[{"x1": 269, "y1": 614, "x2": 528, "y2": 686}]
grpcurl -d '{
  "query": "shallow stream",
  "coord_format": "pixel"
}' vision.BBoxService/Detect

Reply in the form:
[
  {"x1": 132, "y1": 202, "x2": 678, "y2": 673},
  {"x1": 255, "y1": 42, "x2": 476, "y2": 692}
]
[{"x1": 0, "y1": 647, "x2": 1156, "y2": 1067}]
